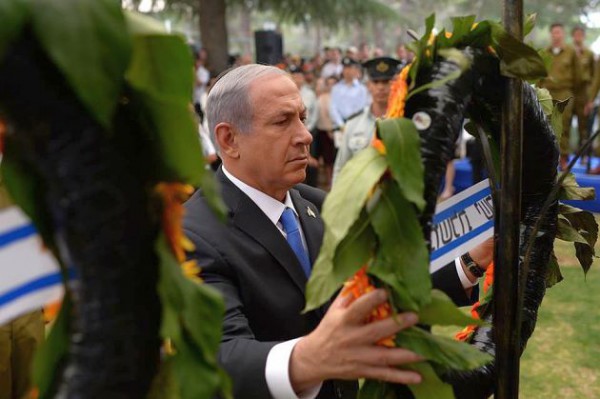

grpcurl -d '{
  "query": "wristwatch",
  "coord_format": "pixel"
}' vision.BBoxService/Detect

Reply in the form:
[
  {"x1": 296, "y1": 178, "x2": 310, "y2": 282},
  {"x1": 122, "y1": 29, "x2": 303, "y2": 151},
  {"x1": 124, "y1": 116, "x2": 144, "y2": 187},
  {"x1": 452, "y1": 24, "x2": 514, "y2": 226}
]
[{"x1": 461, "y1": 252, "x2": 485, "y2": 278}]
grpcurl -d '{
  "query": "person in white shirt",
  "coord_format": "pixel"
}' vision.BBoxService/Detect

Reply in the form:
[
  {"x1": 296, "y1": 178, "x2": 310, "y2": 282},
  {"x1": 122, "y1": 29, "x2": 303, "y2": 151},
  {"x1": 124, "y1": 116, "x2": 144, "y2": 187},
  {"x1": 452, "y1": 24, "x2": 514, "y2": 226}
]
[{"x1": 183, "y1": 64, "x2": 492, "y2": 399}]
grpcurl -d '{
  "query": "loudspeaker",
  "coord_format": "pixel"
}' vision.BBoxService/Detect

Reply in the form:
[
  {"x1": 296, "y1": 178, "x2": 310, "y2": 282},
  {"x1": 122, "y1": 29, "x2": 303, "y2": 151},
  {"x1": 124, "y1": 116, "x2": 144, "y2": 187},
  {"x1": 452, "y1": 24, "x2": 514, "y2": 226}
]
[{"x1": 254, "y1": 30, "x2": 283, "y2": 65}]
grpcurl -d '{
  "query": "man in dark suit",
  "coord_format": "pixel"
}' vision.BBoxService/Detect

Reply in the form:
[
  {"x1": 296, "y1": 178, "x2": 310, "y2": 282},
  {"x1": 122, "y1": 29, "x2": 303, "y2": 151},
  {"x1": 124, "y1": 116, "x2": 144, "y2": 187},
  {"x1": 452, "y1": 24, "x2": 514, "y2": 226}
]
[{"x1": 184, "y1": 64, "x2": 491, "y2": 399}]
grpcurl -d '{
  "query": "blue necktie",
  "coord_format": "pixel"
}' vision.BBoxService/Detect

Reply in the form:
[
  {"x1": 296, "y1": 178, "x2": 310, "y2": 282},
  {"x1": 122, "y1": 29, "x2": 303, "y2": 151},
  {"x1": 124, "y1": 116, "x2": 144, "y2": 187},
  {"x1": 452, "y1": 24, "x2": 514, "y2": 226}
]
[{"x1": 280, "y1": 208, "x2": 311, "y2": 277}]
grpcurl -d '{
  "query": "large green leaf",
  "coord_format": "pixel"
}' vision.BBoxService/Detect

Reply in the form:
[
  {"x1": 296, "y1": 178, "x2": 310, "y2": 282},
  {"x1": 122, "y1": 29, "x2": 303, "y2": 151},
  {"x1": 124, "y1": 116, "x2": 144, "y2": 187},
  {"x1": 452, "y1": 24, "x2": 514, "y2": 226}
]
[
  {"x1": 558, "y1": 173, "x2": 595, "y2": 201},
  {"x1": 305, "y1": 210, "x2": 377, "y2": 312},
  {"x1": 378, "y1": 118, "x2": 425, "y2": 210},
  {"x1": 489, "y1": 22, "x2": 547, "y2": 80},
  {"x1": 369, "y1": 182, "x2": 430, "y2": 311},
  {"x1": 305, "y1": 147, "x2": 387, "y2": 310},
  {"x1": 559, "y1": 203, "x2": 598, "y2": 275},
  {"x1": 545, "y1": 251, "x2": 563, "y2": 288},
  {"x1": 556, "y1": 216, "x2": 588, "y2": 245},
  {"x1": 406, "y1": 362, "x2": 454, "y2": 399},
  {"x1": 417, "y1": 289, "x2": 485, "y2": 327},
  {"x1": 33, "y1": 294, "x2": 71, "y2": 399},
  {"x1": 524, "y1": 13, "x2": 537, "y2": 37},
  {"x1": 156, "y1": 234, "x2": 231, "y2": 399},
  {"x1": 31, "y1": 0, "x2": 130, "y2": 129},
  {"x1": 0, "y1": 0, "x2": 28, "y2": 61},
  {"x1": 125, "y1": 32, "x2": 226, "y2": 217},
  {"x1": 395, "y1": 327, "x2": 492, "y2": 373}
]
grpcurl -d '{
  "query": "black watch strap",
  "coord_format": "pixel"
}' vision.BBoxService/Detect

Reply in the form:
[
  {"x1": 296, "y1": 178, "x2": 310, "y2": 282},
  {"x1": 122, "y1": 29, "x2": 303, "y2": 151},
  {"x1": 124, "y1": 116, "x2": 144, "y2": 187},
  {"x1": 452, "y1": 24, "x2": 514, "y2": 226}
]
[{"x1": 461, "y1": 252, "x2": 485, "y2": 278}]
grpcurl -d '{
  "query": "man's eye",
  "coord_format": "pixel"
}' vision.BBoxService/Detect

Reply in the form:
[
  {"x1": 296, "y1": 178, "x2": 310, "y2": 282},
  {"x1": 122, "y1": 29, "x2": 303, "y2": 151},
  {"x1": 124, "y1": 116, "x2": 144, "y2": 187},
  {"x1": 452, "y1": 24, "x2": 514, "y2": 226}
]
[{"x1": 275, "y1": 118, "x2": 288, "y2": 125}]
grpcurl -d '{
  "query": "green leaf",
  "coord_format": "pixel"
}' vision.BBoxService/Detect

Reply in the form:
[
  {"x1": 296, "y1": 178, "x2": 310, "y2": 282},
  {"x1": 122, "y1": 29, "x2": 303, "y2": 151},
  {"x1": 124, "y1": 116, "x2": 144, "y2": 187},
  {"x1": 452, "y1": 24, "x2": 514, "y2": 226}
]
[
  {"x1": 0, "y1": 0, "x2": 28, "y2": 61},
  {"x1": 489, "y1": 22, "x2": 547, "y2": 80},
  {"x1": 556, "y1": 216, "x2": 588, "y2": 244},
  {"x1": 545, "y1": 252, "x2": 564, "y2": 288},
  {"x1": 305, "y1": 210, "x2": 377, "y2": 312},
  {"x1": 33, "y1": 294, "x2": 71, "y2": 399},
  {"x1": 524, "y1": 13, "x2": 537, "y2": 37},
  {"x1": 378, "y1": 118, "x2": 425, "y2": 210},
  {"x1": 395, "y1": 326, "x2": 492, "y2": 373},
  {"x1": 305, "y1": 147, "x2": 387, "y2": 311},
  {"x1": 406, "y1": 362, "x2": 455, "y2": 399},
  {"x1": 409, "y1": 13, "x2": 436, "y2": 88},
  {"x1": 31, "y1": 0, "x2": 131, "y2": 128},
  {"x1": 358, "y1": 379, "x2": 397, "y2": 399},
  {"x1": 534, "y1": 87, "x2": 554, "y2": 117},
  {"x1": 369, "y1": 182, "x2": 430, "y2": 311},
  {"x1": 125, "y1": 10, "x2": 168, "y2": 35},
  {"x1": 418, "y1": 290, "x2": 485, "y2": 327},
  {"x1": 559, "y1": 203, "x2": 599, "y2": 275},
  {"x1": 558, "y1": 173, "x2": 595, "y2": 201},
  {"x1": 156, "y1": 233, "x2": 231, "y2": 399}
]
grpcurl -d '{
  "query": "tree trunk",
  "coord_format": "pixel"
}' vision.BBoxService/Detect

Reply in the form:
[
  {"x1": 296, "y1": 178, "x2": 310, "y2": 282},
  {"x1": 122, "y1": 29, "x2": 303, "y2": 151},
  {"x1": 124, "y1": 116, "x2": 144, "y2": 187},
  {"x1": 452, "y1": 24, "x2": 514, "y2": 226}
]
[{"x1": 198, "y1": 0, "x2": 229, "y2": 75}]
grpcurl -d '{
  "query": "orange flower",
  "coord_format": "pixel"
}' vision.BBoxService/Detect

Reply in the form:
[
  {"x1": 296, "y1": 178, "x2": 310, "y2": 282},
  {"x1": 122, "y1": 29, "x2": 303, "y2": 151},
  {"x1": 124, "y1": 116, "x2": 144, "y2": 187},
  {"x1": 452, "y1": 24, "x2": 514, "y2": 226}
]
[
  {"x1": 454, "y1": 262, "x2": 494, "y2": 342},
  {"x1": 385, "y1": 64, "x2": 411, "y2": 119},
  {"x1": 155, "y1": 183, "x2": 195, "y2": 263},
  {"x1": 155, "y1": 183, "x2": 203, "y2": 284},
  {"x1": 43, "y1": 301, "x2": 62, "y2": 323},
  {"x1": 371, "y1": 138, "x2": 387, "y2": 155},
  {"x1": 342, "y1": 267, "x2": 395, "y2": 347}
]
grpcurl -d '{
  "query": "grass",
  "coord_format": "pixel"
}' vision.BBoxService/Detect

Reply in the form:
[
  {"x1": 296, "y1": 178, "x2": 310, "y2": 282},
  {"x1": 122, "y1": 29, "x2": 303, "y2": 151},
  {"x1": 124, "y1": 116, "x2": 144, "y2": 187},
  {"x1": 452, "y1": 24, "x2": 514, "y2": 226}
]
[
  {"x1": 433, "y1": 238, "x2": 600, "y2": 398},
  {"x1": 519, "y1": 239, "x2": 600, "y2": 398}
]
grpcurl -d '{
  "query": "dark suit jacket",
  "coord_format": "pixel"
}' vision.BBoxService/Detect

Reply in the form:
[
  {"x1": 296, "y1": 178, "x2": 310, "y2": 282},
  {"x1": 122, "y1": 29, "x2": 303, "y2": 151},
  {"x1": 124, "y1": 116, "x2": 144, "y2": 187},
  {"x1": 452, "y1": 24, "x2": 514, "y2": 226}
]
[{"x1": 183, "y1": 169, "x2": 470, "y2": 399}]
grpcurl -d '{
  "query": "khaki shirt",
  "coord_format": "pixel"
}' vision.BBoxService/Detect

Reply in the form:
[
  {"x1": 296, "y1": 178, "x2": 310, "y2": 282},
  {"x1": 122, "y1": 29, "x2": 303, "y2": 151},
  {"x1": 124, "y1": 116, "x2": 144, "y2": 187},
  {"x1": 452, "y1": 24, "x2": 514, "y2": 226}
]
[
  {"x1": 332, "y1": 107, "x2": 376, "y2": 183},
  {"x1": 539, "y1": 45, "x2": 581, "y2": 92},
  {"x1": 589, "y1": 58, "x2": 600, "y2": 101},
  {"x1": 574, "y1": 46, "x2": 595, "y2": 86}
]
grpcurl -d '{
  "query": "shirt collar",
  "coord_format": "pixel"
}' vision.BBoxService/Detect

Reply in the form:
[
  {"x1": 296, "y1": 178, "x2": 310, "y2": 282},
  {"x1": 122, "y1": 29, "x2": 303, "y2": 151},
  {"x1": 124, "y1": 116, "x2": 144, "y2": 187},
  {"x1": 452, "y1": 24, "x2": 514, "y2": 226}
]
[{"x1": 222, "y1": 166, "x2": 297, "y2": 225}]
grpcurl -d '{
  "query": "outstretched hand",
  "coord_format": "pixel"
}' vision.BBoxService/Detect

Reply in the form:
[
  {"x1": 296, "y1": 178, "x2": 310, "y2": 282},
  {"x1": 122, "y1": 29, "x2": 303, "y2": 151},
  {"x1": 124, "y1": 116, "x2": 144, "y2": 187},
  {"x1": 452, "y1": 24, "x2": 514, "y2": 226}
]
[{"x1": 289, "y1": 289, "x2": 422, "y2": 394}]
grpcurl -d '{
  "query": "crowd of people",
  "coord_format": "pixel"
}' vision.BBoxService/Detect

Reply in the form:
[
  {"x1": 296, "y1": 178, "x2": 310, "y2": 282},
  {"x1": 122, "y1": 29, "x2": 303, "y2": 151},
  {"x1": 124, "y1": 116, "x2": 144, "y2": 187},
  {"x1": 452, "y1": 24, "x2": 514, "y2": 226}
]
[{"x1": 192, "y1": 42, "x2": 418, "y2": 191}]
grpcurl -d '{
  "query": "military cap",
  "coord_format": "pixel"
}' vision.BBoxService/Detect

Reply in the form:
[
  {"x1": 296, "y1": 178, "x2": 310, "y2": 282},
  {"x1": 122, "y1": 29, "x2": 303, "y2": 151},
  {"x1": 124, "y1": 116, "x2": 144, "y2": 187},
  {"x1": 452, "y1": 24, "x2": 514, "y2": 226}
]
[
  {"x1": 362, "y1": 57, "x2": 402, "y2": 81},
  {"x1": 341, "y1": 57, "x2": 361, "y2": 68}
]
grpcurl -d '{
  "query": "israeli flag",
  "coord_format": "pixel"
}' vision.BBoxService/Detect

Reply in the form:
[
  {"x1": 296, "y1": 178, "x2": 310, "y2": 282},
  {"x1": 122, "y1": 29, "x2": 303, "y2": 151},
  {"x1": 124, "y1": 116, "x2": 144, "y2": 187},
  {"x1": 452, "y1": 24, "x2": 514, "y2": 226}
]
[
  {"x1": 430, "y1": 179, "x2": 494, "y2": 272},
  {"x1": 0, "y1": 207, "x2": 65, "y2": 325}
]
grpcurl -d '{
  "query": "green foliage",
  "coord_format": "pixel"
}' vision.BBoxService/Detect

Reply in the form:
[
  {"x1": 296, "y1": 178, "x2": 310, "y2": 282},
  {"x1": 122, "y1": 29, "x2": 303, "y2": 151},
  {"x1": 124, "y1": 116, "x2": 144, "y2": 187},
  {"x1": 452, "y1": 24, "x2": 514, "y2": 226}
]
[
  {"x1": 418, "y1": 290, "x2": 485, "y2": 327},
  {"x1": 32, "y1": 296, "x2": 71, "y2": 399},
  {"x1": 557, "y1": 204, "x2": 598, "y2": 275},
  {"x1": 156, "y1": 234, "x2": 231, "y2": 399},
  {"x1": 31, "y1": 0, "x2": 131, "y2": 129},
  {"x1": 378, "y1": 118, "x2": 425, "y2": 210},
  {"x1": 0, "y1": 0, "x2": 27, "y2": 61},
  {"x1": 304, "y1": 147, "x2": 387, "y2": 311},
  {"x1": 559, "y1": 173, "x2": 596, "y2": 201},
  {"x1": 395, "y1": 327, "x2": 492, "y2": 374},
  {"x1": 369, "y1": 181, "x2": 431, "y2": 311},
  {"x1": 545, "y1": 252, "x2": 564, "y2": 288},
  {"x1": 406, "y1": 362, "x2": 454, "y2": 399}
]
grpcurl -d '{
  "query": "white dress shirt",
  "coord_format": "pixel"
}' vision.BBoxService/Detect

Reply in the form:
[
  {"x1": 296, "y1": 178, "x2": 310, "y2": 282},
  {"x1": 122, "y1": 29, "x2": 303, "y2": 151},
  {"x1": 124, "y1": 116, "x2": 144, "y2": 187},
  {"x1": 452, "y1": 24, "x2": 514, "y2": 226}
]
[{"x1": 222, "y1": 166, "x2": 321, "y2": 399}]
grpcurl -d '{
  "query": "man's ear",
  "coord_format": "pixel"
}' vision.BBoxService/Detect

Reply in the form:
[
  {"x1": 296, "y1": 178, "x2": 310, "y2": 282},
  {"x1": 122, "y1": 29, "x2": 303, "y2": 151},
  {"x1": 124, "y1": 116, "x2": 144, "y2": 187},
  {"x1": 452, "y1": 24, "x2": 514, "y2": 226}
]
[{"x1": 215, "y1": 122, "x2": 240, "y2": 159}]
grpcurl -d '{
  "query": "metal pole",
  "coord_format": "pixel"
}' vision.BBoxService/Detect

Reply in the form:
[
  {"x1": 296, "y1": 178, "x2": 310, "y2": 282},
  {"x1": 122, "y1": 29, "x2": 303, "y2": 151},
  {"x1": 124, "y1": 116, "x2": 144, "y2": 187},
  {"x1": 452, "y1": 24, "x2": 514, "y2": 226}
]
[{"x1": 494, "y1": 0, "x2": 523, "y2": 398}]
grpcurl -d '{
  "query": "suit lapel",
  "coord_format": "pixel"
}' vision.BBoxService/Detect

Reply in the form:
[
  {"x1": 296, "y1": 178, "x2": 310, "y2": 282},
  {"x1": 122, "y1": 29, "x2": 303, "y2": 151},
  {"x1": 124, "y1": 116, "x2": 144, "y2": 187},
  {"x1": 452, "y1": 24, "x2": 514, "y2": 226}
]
[
  {"x1": 217, "y1": 169, "x2": 308, "y2": 294},
  {"x1": 290, "y1": 189, "x2": 324, "y2": 265}
]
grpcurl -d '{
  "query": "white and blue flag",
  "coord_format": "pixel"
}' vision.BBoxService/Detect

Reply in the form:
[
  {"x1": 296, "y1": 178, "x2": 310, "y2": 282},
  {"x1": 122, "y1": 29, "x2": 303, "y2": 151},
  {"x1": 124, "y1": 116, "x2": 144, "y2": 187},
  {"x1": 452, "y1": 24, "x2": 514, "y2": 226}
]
[
  {"x1": 0, "y1": 207, "x2": 65, "y2": 325},
  {"x1": 430, "y1": 179, "x2": 494, "y2": 272}
]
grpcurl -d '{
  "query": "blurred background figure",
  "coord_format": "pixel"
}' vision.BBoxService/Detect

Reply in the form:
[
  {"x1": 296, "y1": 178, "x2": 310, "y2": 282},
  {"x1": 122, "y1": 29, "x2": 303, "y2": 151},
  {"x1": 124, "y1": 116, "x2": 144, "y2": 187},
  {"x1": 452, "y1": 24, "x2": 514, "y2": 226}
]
[
  {"x1": 315, "y1": 76, "x2": 339, "y2": 189},
  {"x1": 321, "y1": 47, "x2": 343, "y2": 79},
  {"x1": 329, "y1": 57, "x2": 369, "y2": 138}
]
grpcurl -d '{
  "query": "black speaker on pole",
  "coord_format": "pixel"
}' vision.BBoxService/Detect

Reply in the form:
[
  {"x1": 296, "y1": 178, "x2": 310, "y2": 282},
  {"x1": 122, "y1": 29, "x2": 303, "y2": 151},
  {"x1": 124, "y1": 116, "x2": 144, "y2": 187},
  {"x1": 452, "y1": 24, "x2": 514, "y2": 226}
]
[{"x1": 254, "y1": 30, "x2": 283, "y2": 65}]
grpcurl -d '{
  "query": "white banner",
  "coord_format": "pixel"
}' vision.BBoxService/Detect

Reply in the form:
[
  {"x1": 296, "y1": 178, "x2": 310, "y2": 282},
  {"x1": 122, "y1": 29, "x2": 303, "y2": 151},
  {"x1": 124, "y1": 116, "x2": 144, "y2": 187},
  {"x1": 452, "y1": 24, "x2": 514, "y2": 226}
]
[
  {"x1": 430, "y1": 179, "x2": 494, "y2": 272},
  {"x1": 0, "y1": 207, "x2": 65, "y2": 325}
]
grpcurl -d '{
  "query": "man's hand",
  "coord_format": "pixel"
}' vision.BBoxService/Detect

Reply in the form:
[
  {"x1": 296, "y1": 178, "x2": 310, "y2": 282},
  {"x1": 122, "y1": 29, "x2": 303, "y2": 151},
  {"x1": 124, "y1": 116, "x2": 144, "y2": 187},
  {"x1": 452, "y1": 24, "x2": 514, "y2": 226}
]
[
  {"x1": 461, "y1": 237, "x2": 494, "y2": 283},
  {"x1": 289, "y1": 289, "x2": 422, "y2": 394}
]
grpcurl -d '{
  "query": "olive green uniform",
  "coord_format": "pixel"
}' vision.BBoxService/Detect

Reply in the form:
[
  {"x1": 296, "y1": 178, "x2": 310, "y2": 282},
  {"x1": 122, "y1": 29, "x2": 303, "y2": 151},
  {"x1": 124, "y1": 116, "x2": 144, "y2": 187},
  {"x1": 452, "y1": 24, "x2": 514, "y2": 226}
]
[
  {"x1": 0, "y1": 181, "x2": 45, "y2": 399},
  {"x1": 538, "y1": 44, "x2": 582, "y2": 155},
  {"x1": 332, "y1": 107, "x2": 376, "y2": 183},
  {"x1": 573, "y1": 46, "x2": 595, "y2": 145}
]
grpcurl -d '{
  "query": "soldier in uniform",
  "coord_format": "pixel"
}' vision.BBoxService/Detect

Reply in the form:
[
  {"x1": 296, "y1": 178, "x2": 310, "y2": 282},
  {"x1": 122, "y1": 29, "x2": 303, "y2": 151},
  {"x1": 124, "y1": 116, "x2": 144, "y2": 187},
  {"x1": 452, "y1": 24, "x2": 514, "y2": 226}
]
[
  {"x1": 538, "y1": 22, "x2": 582, "y2": 169},
  {"x1": 332, "y1": 57, "x2": 401, "y2": 182},
  {"x1": 571, "y1": 25, "x2": 596, "y2": 154}
]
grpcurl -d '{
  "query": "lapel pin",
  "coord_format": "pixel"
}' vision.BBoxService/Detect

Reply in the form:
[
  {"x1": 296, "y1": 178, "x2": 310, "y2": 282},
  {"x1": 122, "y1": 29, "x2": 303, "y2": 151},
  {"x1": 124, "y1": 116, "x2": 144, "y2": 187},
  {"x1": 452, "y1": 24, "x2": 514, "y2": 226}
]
[{"x1": 306, "y1": 206, "x2": 316, "y2": 218}]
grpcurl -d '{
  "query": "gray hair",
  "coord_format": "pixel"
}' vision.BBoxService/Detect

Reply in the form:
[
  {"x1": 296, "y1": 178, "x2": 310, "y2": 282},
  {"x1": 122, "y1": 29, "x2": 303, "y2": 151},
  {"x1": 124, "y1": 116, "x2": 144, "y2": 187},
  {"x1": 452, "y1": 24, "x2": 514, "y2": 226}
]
[{"x1": 206, "y1": 64, "x2": 288, "y2": 135}]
